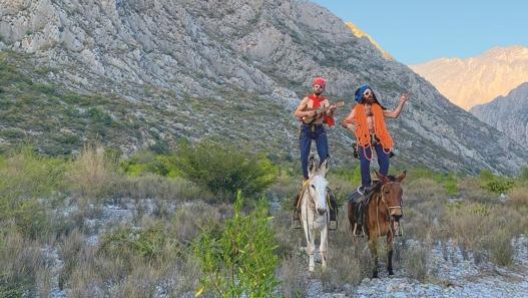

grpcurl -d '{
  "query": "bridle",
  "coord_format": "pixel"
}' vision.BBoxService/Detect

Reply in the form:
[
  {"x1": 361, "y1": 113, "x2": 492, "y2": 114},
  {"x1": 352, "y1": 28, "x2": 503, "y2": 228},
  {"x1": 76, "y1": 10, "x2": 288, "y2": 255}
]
[
  {"x1": 380, "y1": 182, "x2": 403, "y2": 217},
  {"x1": 375, "y1": 181, "x2": 403, "y2": 236}
]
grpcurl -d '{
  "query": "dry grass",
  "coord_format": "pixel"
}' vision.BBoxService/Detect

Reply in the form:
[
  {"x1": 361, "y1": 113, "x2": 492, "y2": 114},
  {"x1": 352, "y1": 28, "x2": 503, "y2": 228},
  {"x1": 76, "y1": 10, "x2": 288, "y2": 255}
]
[
  {"x1": 401, "y1": 241, "x2": 429, "y2": 281},
  {"x1": 118, "y1": 175, "x2": 209, "y2": 202},
  {"x1": 278, "y1": 256, "x2": 308, "y2": 298},
  {"x1": 64, "y1": 144, "x2": 119, "y2": 203},
  {"x1": 3, "y1": 145, "x2": 528, "y2": 296},
  {"x1": 507, "y1": 184, "x2": 528, "y2": 209},
  {"x1": 0, "y1": 222, "x2": 44, "y2": 296}
]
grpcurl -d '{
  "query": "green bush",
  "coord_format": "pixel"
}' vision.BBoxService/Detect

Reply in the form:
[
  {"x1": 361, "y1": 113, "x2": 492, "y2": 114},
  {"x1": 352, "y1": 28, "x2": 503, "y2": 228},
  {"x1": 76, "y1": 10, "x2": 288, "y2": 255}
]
[
  {"x1": 98, "y1": 222, "x2": 180, "y2": 275},
  {"x1": 0, "y1": 147, "x2": 66, "y2": 238},
  {"x1": 332, "y1": 164, "x2": 361, "y2": 186},
  {"x1": 482, "y1": 178, "x2": 515, "y2": 194},
  {"x1": 479, "y1": 169, "x2": 495, "y2": 181},
  {"x1": 478, "y1": 170, "x2": 515, "y2": 194},
  {"x1": 121, "y1": 150, "x2": 181, "y2": 178},
  {"x1": 194, "y1": 192, "x2": 280, "y2": 297},
  {"x1": 176, "y1": 141, "x2": 277, "y2": 201},
  {"x1": 444, "y1": 175, "x2": 459, "y2": 196}
]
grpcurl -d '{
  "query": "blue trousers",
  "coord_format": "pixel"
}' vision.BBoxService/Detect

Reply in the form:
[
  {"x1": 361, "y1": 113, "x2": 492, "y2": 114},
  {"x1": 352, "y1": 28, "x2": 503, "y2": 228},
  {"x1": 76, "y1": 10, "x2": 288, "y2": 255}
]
[
  {"x1": 358, "y1": 144, "x2": 390, "y2": 187},
  {"x1": 299, "y1": 124, "x2": 328, "y2": 179}
]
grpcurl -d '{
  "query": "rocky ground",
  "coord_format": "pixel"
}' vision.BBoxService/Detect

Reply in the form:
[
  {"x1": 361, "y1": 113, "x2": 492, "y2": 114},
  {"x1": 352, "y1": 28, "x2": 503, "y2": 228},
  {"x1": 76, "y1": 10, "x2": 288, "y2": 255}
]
[
  {"x1": 303, "y1": 237, "x2": 528, "y2": 297},
  {"x1": 41, "y1": 200, "x2": 528, "y2": 297}
]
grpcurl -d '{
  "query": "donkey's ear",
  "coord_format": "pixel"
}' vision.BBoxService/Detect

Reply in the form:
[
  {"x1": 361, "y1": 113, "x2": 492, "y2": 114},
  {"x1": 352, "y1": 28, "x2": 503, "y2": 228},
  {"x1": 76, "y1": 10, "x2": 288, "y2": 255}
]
[
  {"x1": 319, "y1": 154, "x2": 331, "y2": 175},
  {"x1": 396, "y1": 170, "x2": 407, "y2": 182},
  {"x1": 308, "y1": 155, "x2": 317, "y2": 178},
  {"x1": 375, "y1": 170, "x2": 389, "y2": 183}
]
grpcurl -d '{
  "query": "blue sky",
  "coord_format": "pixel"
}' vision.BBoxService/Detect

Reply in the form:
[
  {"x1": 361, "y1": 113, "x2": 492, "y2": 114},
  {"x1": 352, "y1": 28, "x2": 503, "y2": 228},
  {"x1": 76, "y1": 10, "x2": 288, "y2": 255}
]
[{"x1": 309, "y1": 0, "x2": 528, "y2": 65}]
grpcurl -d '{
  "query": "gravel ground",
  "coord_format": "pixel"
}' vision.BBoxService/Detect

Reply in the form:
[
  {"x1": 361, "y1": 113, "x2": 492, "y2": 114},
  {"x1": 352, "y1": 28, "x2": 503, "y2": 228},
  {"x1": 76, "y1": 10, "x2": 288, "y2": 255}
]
[{"x1": 302, "y1": 236, "x2": 528, "y2": 297}]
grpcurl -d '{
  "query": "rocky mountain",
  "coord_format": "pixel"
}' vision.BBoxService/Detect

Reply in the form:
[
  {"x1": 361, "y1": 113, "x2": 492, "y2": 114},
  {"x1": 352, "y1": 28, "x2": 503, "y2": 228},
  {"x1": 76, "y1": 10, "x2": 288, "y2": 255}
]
[
  {"x1": 0, "y1": 0, "x2": 527, "y2": 175},
  {"x1": 470, "y1": 82, "x2": 528, "y2": 147},
  {"x1": 345, "y1": 22, "x2": 392, "y2": 61},
  {"x1": 409, "y1": 46, "x2": 528, "y2": 110}
]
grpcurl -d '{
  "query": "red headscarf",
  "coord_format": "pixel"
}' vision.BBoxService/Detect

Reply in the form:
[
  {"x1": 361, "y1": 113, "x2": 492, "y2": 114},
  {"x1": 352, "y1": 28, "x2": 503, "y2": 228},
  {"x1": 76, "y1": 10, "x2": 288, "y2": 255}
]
[{"x1": 312, "y1": 77, "x2": 327, "y2": 88}]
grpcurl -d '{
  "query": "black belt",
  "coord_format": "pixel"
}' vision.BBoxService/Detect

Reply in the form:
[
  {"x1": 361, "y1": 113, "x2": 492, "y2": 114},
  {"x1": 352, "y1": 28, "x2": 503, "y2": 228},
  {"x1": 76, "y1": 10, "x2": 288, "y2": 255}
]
[
  {"x1": 303, "y1": 123, "x2": 323, "y2": 132},
  {"x1": 302, "y1": 123, "x2": 323, "y2": 128}
]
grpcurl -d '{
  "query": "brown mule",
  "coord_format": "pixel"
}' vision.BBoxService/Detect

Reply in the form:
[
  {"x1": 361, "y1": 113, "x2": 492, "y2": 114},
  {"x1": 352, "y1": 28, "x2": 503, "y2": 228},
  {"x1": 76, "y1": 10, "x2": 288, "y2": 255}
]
[{"x1": 348, "y1": 170, "x2": 406, "y2": 278}]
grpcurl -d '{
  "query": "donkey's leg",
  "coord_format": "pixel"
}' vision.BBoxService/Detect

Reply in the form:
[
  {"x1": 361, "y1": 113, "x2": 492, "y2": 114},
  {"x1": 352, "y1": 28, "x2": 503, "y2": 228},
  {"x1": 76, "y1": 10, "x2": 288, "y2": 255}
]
[
  {"x1": 320, "y1": 225, "x2": 329, "y2": 271},
  {"x1": 307, "y1": 229, "x2": 316, "y2": 272},
  {"x1": 303, "y1": 221, "x2": 316, "y2": 272},
  {"x1": 368, "y1": 237, "x2": 379, "y2": 278},
  {"x1": 387, "y1": 234, "x2": 394, "y2": 275}
]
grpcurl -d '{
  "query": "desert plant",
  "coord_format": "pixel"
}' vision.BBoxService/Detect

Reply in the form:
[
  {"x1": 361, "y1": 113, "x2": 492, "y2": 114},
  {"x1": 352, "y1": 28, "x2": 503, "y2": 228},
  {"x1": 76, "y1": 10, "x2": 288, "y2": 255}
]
[
  {"x1": 64, "y1": 143, "x2": 120, "y2": 201},
  {"x1": 0, "y1": 222, "x2": 43, "y2": 297},
  {"x1": 478, "y1": 170, "x2": 515, "y2": 194},
  {"x1": 482, "y1": 178, "x2": 515, "y2": 194},
  {"x1": 194, "y1": 192, "x2": 280, "y2": 297},
  {"x1": 176, "y1": 140, "x2": 277, "y2": 201},
  {"x1": 0, "y1": 146, "x2": 65, "y2": 238},
  {"x1": 121, "y1": 150, "x2": 181, "y2": 178}
]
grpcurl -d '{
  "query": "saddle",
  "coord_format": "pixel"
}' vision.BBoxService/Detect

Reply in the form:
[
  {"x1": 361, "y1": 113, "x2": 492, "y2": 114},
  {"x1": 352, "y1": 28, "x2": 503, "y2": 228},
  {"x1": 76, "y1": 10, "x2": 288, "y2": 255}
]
[
  {"x1": 348, "y1": 182, "x2": 378, "y2": 237},
  {"x1": 348, "y1": 180, "x2": 404, "y2": 237},
  {"x1": 348, "y1": 191, "x2": 366, "y2": 236}
]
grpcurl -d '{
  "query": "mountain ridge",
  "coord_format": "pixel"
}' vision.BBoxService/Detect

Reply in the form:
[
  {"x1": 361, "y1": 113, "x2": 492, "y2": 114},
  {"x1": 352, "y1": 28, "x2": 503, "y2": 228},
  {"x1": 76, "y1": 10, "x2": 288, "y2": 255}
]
[
  {"x1": 410, "y1": 45, "x2": 528, "y2": 110},
  {"x1": 0, "y1": 0, "x2": 526, "y2": 175},
  {"x1": 470, "y1": 82, "x2": 528, "y2": 147}
]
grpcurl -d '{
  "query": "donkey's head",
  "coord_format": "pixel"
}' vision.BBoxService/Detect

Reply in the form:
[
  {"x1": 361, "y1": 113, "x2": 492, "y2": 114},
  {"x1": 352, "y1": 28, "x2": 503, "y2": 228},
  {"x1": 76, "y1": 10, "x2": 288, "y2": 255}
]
[
  {"x1": 307, "y1": 155, "x2": 330, "y2": 216},
  {"x1": 375, "y1": 170, "x2": 407, "y2": 220}
]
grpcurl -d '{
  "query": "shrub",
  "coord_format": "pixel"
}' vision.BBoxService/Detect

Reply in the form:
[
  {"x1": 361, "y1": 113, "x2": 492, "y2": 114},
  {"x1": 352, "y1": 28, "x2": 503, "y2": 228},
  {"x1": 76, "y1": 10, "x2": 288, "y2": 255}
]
[
  {"x1": 518, "y1": 166, "x2": 528, "y2": 182},
  {"x1": 176, "y1": 140, "x2": 277, "y2": 201},
  {"x1": 482, "y1": 178, "x2": 515, "y2": 194},
  {"x1": 478, "y1": 170, "x2": 515, "y2": 194},
  {"x1": 99, "y1": 223, "x2": 175, "y2": 263},
  {"x1": 121, "y1": 150, "x2": 181, "y2": 178},
  {"x1": 482, "y1": 229, "x2": 514, "y2": 266},
  {"x1": 194, "y1": 192, "x2": 280, "y2": 297},
  {"x1": 0, "y1": 223, "x2": 43, "y2": 297},
  {"x1": 403, "y1": 244, "x2": 428, "y2": 282},
  {"x1": 64, "y1": 144, "x2": 119, "y2": 201},
  {"x1": 0, "y1": 147, "x2": 65, "y2": 238}
]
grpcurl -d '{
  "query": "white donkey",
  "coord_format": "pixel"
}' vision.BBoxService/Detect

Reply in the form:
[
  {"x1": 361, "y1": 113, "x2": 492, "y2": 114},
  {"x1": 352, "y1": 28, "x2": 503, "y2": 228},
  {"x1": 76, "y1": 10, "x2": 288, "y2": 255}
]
[{"x1": 300, "y1": 155, "x2": 330, "y2": 272}]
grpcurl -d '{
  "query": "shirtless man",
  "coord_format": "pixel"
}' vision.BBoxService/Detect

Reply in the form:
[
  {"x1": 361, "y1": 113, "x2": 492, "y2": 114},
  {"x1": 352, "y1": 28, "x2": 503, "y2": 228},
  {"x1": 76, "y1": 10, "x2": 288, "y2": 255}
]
[
  {"x1": 341, "y1": 84, "x2": 410, "y2": 195},
  {"x1": 292, "y1": 77, "x2": 338, "y2": 225}
]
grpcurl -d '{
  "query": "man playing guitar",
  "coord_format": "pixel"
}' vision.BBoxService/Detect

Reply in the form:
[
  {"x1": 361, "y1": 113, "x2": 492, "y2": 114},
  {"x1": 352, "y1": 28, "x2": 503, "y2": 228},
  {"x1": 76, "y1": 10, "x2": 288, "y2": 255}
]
[{"x1": 292, "y1": 77, "x2": 339, "y2": 227}]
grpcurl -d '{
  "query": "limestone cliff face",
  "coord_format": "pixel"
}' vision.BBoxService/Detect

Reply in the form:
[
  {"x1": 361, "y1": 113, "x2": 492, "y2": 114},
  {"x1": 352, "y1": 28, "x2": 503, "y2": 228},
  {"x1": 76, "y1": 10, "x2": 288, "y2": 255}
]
[
  {"x1": 470, "y1": 82, "x2": 528, "y2": 147},
  {"x1": 410, "y1": 46, "x2": 528, "y2": 110},
  {"x1": 0, "y1": 0, "x2": 526, "y2": 175}
]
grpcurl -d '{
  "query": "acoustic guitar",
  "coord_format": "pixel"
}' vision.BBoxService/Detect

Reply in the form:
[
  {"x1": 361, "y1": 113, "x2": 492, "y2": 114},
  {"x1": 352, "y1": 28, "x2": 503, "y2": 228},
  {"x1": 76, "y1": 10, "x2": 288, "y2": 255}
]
[{"x1": 301, "y1": 101, "x2": 345, "y2": 124}]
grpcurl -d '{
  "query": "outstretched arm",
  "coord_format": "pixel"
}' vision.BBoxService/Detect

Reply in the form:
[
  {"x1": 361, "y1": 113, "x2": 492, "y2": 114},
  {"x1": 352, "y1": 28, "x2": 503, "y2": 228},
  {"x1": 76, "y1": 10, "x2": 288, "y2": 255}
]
[{"x1": 384, "y1": 92, "x2": 410, "y2": 119}]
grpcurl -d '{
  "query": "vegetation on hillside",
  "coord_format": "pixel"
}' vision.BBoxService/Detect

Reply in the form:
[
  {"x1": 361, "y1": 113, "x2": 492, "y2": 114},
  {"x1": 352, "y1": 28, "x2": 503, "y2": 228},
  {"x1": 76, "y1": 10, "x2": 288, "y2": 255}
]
[
  {"x1": 0, "y1": 51, "x2": 152, "y2": 156},
  {"x1": 0, "y1": 142, "x2": 527, "y2": 296}
]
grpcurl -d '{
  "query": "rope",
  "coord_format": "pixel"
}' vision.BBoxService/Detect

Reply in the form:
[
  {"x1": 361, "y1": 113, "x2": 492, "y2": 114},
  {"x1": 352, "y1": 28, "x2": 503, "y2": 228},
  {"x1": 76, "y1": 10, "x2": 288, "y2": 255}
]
[{"x1": 352, "y1": 104, "x2": 394, "y2": 160}]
